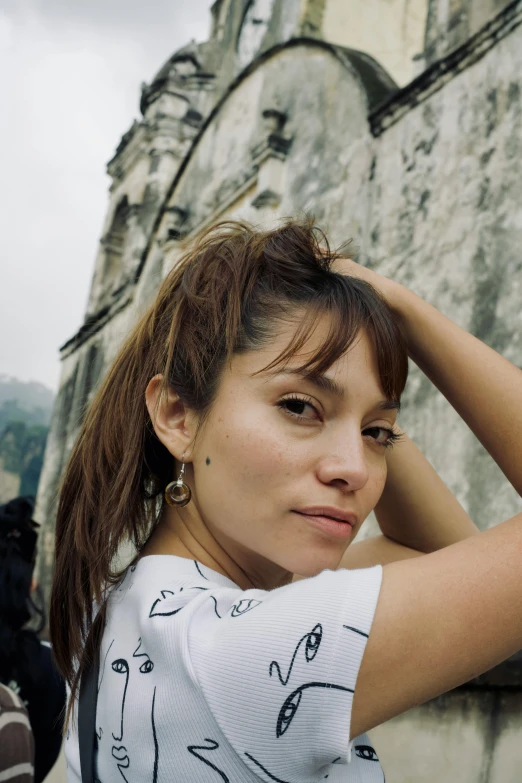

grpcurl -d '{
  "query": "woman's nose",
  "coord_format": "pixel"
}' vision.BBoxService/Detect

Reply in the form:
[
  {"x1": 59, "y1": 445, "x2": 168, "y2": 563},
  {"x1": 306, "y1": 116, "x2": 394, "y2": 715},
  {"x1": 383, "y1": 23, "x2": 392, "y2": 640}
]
[{"x1": 316, "y1": 435, "x2": 369, "y2": 492}]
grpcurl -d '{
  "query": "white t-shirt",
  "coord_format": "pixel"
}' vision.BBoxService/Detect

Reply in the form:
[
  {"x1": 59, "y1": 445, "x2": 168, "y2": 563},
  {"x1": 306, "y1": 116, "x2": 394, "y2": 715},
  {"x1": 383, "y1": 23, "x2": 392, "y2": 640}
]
[{"x1": 66, "y1": 556, "x2": 384, "y2": 782}]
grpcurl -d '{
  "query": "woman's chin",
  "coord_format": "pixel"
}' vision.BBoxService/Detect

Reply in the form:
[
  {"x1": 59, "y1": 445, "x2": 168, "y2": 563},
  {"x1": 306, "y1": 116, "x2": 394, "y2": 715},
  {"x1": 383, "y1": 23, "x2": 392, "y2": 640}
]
[{"x1": 287, "y1": 550, "x2": 345, "y2": 580}]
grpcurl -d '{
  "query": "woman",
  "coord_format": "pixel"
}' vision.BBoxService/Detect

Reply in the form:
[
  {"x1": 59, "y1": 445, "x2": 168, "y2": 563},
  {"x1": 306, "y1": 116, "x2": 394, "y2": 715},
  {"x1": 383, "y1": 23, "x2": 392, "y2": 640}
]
[
  {"x1": 0, "y1": 496, "x2": 65, "y2": 782},
  {"x1": 52, "y1": 220, "x2": 522, "y2": 782}
]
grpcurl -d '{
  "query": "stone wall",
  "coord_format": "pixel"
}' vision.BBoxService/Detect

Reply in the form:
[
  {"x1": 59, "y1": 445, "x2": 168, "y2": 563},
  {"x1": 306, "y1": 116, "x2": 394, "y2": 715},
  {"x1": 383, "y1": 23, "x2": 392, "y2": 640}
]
[
  {"x1": 34, "y1": 302, "x2": 136, "y2": 584},
  {"x1": 425, "y1": 0, "x2": 515, "y2": 63},
  {"x1": 322, "y1": 0, "x2": 429, "y2": 85},
  {"x1": 368, "y1": 4, "x2": 522, "y2": 531},
  {"x1": 372, "y1": 687, "x2": 522, "y2": 783},
  {"x1": 362, "y1": 7, "x2": 522, "y2": 777}
]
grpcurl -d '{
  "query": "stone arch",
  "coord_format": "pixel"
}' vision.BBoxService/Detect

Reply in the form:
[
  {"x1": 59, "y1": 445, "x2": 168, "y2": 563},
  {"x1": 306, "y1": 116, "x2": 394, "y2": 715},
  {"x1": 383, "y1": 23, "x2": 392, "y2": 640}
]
[{"x1": 135, "y1": 36, "x2": 397, "y2": 283}]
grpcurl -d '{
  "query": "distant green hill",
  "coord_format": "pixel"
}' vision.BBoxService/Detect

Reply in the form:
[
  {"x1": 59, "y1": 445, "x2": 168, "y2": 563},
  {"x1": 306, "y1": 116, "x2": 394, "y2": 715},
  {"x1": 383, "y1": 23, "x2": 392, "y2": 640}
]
[{"x1": 0, "y1": 377, "x2": 55, "y2": 502}]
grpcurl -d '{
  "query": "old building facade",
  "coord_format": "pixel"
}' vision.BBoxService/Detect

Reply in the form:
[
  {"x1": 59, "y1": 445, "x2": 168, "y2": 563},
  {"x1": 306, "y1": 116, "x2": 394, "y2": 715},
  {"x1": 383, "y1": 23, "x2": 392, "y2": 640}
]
[{"x1": 36, "y1": 0, "x2": 522, "y2": 779}]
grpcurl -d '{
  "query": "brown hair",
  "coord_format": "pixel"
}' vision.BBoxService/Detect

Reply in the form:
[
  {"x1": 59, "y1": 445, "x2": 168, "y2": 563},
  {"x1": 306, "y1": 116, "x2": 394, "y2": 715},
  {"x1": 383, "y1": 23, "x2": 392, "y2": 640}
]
[{"x1": 50, "y1": 218, "x2": 408, "y2": 720}]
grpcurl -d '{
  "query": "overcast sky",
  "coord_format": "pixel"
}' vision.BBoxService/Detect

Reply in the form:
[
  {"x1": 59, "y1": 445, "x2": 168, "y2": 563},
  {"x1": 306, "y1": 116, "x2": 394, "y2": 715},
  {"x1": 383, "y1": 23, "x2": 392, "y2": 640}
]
[{"x1": 0, "y1": 0, "x2": 213, "y2": 390}]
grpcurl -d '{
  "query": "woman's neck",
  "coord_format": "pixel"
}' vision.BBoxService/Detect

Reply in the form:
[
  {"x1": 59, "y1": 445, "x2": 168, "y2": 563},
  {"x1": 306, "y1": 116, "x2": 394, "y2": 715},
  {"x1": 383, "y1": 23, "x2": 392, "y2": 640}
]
[{"x1": 141, "y1": 507, "x2": 292, "y2": 591}]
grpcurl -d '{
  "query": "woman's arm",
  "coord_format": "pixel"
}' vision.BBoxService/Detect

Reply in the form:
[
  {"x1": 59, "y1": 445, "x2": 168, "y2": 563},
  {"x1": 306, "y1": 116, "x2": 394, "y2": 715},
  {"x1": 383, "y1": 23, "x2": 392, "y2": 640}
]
[
  {"x1": 374, "y1": 431, "x2": 479, "y2": 553},
  {"x1": 339, "y1": 432, "x2": 478, "y2": 569},
  {"x1": 338, "y1": 534, "x2": 423, "y2": 568},
  {"x1": 330, "y1": 261, "x2": 522, "y2": 738}
]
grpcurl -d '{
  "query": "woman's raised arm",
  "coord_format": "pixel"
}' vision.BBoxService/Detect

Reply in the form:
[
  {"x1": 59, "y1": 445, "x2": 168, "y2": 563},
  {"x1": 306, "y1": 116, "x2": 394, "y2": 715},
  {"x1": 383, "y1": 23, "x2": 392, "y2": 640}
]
[
  {"x1": 340, "y1": 430, "x2": 479, "y2": 569},
  {"x1": 332, "y1": 260, "x2": 522, "y2": 739},
  {"x1": 373, "y1": 430, "x2": 479, "y2": 552},
  {"x1": 335, "y1": 259, "x2": 522, "y2": 495}
]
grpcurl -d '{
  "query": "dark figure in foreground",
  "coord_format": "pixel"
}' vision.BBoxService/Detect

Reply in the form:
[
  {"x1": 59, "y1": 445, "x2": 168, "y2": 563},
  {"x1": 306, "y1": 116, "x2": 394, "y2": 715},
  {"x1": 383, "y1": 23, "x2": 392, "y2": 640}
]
[{"x1": 0, "y1": 497, "x2": 65, "y2": 782}]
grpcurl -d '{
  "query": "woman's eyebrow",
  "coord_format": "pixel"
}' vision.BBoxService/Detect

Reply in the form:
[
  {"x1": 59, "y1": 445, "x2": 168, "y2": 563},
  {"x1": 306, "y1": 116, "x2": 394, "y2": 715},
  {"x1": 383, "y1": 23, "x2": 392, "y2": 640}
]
[
  {"x1": 378, "y1": 399, "x2": 401, "y2": 412},
  {"x1": 265, "y1": 369, "x2": 401, "y2": 412}
]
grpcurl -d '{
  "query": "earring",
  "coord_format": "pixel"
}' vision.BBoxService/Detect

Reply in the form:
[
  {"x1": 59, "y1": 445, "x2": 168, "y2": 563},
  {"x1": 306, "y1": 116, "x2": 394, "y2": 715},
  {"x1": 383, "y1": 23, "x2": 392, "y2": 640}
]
[{"x1": 164, "y1": 453, "x2": 192, "y2": 507}]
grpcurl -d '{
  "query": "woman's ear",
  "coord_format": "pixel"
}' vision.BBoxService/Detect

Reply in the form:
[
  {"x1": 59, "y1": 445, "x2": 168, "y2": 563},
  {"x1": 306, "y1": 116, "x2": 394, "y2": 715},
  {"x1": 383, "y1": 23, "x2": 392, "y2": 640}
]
[{"x1": 145, "y1": 375, "x2": 195, "y2": 459}]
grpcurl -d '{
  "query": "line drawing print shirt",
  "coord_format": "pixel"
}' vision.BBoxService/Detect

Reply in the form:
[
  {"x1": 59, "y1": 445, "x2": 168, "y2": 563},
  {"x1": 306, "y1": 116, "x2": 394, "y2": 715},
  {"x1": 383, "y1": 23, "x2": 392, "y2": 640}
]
[{"x1": 65, "y1": 555, "x2": 385, "y2": 783}]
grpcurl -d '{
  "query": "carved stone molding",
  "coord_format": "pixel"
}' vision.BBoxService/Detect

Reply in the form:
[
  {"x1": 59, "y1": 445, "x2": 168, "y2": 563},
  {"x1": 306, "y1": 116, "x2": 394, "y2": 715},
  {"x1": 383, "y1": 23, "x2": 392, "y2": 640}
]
[
  {"x1": 250, "y1": 108, "x2": 292, "y2": 210},
  {"x1": 161, "y1": 206, "x2": 190, "y2": 243}
]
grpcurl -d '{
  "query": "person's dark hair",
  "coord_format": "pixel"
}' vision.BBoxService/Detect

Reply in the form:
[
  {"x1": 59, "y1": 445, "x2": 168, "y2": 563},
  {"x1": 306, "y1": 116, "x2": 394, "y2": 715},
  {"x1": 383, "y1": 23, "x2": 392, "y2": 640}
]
[
  {"x1": 0, "y1": 496, "x2": 43, "y2": 691},
  {"x1": 50, "y1": 217, "x2": 408, "y2": 722}
]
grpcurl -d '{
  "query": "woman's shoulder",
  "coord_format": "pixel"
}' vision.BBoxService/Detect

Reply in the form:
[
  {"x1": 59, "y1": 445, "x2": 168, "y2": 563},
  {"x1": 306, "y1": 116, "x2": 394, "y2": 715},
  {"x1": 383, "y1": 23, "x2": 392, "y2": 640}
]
[
  {"x1": 113, "y1": 556, "x2": 239, "y2": 601},
  {"x1": 106, "y1": 556, "x2": 241, "y2": 633},
  {"x1": 105, "y1": 556, "x2": 383, "y2": 650}
]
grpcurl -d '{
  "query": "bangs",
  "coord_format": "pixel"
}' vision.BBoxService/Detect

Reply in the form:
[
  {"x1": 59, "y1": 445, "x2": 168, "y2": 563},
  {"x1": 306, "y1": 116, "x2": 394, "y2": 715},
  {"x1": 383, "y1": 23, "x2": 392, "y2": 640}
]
[{"x1": 253, "y1": 275, "x2": 408, "y2": 402}]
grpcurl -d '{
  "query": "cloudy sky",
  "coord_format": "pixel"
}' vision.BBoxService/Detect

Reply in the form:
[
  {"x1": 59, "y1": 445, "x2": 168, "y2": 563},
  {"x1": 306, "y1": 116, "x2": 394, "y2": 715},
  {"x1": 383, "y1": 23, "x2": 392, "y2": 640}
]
[{"x1": 0, "y1": 0, "x2": 213, "y2": 390}]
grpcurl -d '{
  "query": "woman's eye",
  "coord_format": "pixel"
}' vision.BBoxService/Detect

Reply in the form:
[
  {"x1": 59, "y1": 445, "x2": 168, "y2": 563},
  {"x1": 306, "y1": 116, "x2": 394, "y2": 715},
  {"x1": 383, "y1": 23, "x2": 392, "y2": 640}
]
[
  {"x1": 363, "y1": 426, "x2": 398, "y2": 447},
  {"x1": 277, "y1": 396, "x2": 320, "y2": 421}
]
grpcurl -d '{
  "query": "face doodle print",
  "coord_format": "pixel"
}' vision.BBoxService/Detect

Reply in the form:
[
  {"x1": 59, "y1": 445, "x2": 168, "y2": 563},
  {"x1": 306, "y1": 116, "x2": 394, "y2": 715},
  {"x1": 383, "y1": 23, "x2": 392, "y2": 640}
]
[
  {"x1": 94, "y1": 564, "x2": 384, "y2": 782},
  {"x1": 276, "y1": 681, "x2": 355, "y2": 738},
  {"x1": 269, "y1": 621, "x2": 353, "y2": 739},
  {"x1": 240, "y1": 622, "x2": 383, "y2": 782},
  {"x1": 269, "y1": 623, "x2": 323, "y2": 685},
  {"x1": 354, "y1": 745, "x2": 379, "y2": 762},
  {"x1": 208, "y1": 595, "x2": 263, "y2": 619},
  {"x1": 230, "y1": 598, "x2": 262, "y2": 617},
  {"x1": 149, "y1": 585, "x2": 208, "y2": 618},
  {"x1": 97, "y1": 637, "x2": 157, "y2": 783},
  {"x1": 187, "y1": 739, "x2": 230, "y2": 782}
]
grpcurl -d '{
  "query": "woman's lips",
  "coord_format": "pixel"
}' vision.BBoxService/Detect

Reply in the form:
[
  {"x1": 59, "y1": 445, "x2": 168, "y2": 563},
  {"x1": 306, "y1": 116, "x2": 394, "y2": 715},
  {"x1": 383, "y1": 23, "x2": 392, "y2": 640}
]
[{"x1": 292, "y1": 511, "x2": 355, "y2": 539}]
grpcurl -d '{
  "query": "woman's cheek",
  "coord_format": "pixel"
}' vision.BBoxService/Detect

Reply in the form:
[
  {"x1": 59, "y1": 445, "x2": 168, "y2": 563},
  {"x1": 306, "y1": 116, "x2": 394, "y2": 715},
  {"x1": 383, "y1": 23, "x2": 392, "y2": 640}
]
[
  {"x1": 366, "y1": 454, "x2": 388, "y2": 509},
  {"x1": 203, "y1": 416, "x2": 284, "y2": 492}
]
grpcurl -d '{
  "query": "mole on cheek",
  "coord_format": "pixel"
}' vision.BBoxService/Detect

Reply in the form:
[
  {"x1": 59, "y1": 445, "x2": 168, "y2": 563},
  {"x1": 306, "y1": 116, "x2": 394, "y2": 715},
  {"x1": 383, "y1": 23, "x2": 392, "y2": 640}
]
[{"x1": 206, "y1": 457, "x2": 211, "y2": 465}]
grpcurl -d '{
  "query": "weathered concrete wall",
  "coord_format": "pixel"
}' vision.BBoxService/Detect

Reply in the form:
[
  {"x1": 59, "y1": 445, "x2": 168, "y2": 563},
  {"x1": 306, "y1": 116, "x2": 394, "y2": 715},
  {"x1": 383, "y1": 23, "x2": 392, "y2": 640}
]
[
  {"x1": 154, "y1": 18, "x2": 522, "y2": 779},
  {"x1": 425, "y1": 0, "x2": 514, "y2": 63},
  {"x1": 370, "y1": 688, "x2": 522, "y2": 783},
  {"x1": 358, "y1": 9, "x2": 522, "y2": 778},
  {"x1": 159, "y1": 44, "x2": 376, "y2": 244},
  {"x1": 368, "y1": 13, "x2": 522, "y2": 531},
  {"x1": 322, "y1": 0, "x2": 429, "y2": 85},
  {"x1": 34, "y1": 301, "x2": 136, "y2": 587}
]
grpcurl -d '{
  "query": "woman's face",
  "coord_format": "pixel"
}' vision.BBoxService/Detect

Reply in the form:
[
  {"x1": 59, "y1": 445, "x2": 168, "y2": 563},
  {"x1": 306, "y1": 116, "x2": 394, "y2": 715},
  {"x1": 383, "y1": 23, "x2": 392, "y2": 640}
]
[{"x1": 187, "y1": 314, "x2": 399, "y2": 581}]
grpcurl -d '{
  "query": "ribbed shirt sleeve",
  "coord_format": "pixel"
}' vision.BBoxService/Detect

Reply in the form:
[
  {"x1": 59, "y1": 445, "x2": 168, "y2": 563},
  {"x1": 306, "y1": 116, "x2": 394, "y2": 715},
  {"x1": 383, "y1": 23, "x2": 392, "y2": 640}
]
[{"x1": 187, "y1": 566, "x2": 382, "y2": 782}]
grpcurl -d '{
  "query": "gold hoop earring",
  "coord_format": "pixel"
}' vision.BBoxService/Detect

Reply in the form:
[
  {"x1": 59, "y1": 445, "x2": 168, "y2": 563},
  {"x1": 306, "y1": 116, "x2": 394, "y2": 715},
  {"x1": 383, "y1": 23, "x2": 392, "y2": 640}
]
[{"x1": 164, "y1": 453, "x2": 192, "y2": 507}]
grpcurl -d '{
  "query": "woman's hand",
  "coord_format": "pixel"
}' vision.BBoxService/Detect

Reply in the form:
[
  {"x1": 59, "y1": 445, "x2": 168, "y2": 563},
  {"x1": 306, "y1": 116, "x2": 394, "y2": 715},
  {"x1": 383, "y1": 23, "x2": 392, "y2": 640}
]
[
  {"x1": 331, "y1": 256, "x2": 408, "y2": 320},
  {"x1": 331, "y1": 256, "x2": 387, "y2": 290}
]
